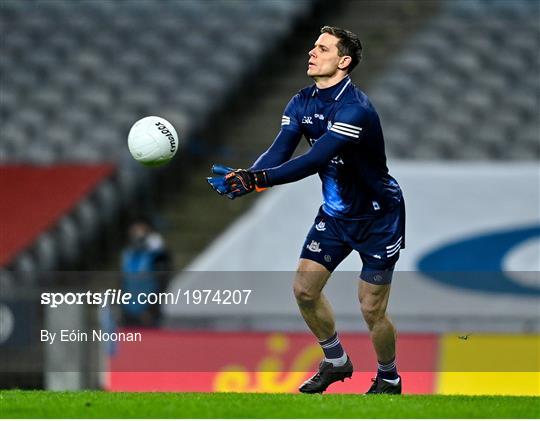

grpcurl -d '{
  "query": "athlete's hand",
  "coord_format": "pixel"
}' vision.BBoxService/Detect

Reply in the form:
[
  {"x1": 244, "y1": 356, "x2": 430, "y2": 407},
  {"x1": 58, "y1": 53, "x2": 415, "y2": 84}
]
[
  {"x1": 206, "y1": 164, "x2": 234, "y2": 197},
  {"x1": 211, "y1": 164, "x2": 234, "y2": 176},
  {"x1": 225, "y1": 169, "x2": 269, "y2": 198},
  {"x1": 206, "y1": 164, "x2": 268, "y2": 199}
]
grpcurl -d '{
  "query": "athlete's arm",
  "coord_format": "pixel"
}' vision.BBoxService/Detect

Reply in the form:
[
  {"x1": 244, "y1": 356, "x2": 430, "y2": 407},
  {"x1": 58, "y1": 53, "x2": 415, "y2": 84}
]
[
  {"x1": 206, "y1": 130, "x2": 301, "y2": 198},
  {"x1": 250, "y1": 94, "x2": 303, "y2": 170},
  {"x1": 263, "y1": 131, "x2": 347, "y2": 186},
  {"x1": 207, "y1": 94, "x2": 303, "y2": 197},
  {"x1": 264, "y1": 106, "x2": 365, "y2": 186},
  {"x1": 210, "y1": 102, "x2": 364, "y2": 198},
  {"x1": 250, "y1": 129, "x2": 302, "y2": 171},
  {"x1": 217, "y1": 131, "x2": 348, "y2": 198}
]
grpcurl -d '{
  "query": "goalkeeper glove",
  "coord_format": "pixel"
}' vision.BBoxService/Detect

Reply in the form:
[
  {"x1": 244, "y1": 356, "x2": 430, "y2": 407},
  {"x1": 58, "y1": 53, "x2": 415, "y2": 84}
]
[
  {"x1": 206, "y1": 164, "x2": 268, "y2": 199},
  {"x1": 206, "y1": 164, "x2": 234, "y2": 196},
  {"x1": 224, "y1": 169, "x2": 268, "y2": 198}
]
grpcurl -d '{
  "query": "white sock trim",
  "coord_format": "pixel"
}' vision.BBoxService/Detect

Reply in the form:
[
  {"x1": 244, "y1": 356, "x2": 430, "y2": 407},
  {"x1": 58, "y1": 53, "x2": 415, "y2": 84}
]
[{"x1": 378, "y1": 360, "x2": 396, "y2": 371}]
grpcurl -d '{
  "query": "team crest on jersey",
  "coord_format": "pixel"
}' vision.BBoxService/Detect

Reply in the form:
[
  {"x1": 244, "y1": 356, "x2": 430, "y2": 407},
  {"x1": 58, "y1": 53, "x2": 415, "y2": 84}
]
[
  {"x1": 315, "y1": 221, "x2": 326, "y2": 231},
  {"x1": 306, "y1": 240, "x2": 322, "y2": 253},
  {"x1": 314, "y1": 113, "x2": 324, "y2": 120},
  {"x1": 330, "y1": 156, "x2": 344, "y2": 165}
]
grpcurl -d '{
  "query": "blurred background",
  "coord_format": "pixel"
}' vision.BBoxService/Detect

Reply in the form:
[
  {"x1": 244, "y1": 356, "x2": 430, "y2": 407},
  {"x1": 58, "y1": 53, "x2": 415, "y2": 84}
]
[{"x1": 0, "y1": 0, "x2": 538, "y2": 395}]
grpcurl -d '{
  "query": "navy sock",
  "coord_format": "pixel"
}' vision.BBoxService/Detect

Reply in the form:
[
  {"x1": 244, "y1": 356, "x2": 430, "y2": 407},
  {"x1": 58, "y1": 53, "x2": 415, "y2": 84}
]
[
  {"x1": 377, "y1": 357, "x2": 399, "y2": 380},
  {"x1": 319, "y1": 332, "x2": 347, "y2": 365}
]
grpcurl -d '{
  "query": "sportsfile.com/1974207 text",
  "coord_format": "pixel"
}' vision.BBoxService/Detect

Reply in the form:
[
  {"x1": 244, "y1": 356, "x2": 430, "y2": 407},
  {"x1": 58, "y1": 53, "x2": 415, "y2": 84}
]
[{"x1": 40, "y1": 289, "x2": 253, "y2": 308}]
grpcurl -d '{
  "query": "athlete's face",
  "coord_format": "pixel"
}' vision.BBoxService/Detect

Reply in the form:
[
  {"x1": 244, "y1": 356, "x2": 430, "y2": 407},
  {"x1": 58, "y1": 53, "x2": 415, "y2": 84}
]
[{"x1": 307, "y1": 33, "x2": 349, "y2": 78}]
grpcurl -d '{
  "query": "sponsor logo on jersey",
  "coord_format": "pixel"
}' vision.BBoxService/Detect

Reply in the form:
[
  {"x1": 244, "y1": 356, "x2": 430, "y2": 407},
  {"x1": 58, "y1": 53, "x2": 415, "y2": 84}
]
[
  {"x1": 302, "y1": 116, "x2": 313, "y2": 124},
  {"x1": 315, "y1": 221, "x2": 326, "y2": 231},
  {"x1": 373, "y1": 254, "x2": 382, "y2": 259},
  {"x1": 306, "y1": 240, "x2": 322, "y2": 253}
]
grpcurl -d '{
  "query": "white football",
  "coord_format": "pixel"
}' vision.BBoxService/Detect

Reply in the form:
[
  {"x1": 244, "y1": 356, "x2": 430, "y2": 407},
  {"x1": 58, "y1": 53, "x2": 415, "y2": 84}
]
[{"x1": 128, "y1": 116, "x2": 179, "y2": 167}]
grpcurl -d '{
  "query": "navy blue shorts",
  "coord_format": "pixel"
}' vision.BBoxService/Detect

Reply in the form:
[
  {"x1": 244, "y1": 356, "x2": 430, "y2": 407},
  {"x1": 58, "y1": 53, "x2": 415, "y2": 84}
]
[{"x1": 300, "y1": 201, "x2": 405, "y2": 285}]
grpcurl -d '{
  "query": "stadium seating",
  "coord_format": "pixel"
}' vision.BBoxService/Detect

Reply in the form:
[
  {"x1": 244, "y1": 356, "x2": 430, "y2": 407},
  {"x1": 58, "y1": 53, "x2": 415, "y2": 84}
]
[
  {"x1": 1, "y1": 0, "x2": 310, "y2": 163},
  {"x1": 0, "y1": 0, "x2": 312, "y2": 277},
  {"x1": 369, "y1": 0, "x2": 539, "y2": 160}
]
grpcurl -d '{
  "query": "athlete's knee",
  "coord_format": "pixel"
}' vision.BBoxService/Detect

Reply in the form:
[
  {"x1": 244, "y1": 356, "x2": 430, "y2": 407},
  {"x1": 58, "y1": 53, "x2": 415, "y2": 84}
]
[
  {"x1": 360, "y1": 299, "x2": 386, "y2": 329},
  {"x1": 293, "y1": 259, "x2": 329, "y2": 305},
  {"x1": 293, "y1": 281, "x2": 321, "y2": 305}
]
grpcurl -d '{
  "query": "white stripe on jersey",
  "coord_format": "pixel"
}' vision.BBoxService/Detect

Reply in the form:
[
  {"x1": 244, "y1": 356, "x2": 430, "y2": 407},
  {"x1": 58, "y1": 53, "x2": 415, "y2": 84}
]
[
  {"x1": 281, "y1": 115, "x2": 291, "y2": 125},
  {"x1": 333, "y1": 122, "x2": 362, "y2": 132},
  {"x1": 334, "y1": 79, "x2": 351, "y2": 100},
  {"x1": 331, "y1": 125, "x2": 359, "y2": 135},
  {"x1": 330, "y1": 126, "x2": 359, "y2": 138}
]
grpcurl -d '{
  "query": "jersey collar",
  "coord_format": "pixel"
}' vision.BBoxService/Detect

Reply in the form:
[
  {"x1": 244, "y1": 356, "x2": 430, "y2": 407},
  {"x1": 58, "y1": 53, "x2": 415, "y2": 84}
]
[{"x1": 312, "y1": 76, "x2": 351, "y2": 102}]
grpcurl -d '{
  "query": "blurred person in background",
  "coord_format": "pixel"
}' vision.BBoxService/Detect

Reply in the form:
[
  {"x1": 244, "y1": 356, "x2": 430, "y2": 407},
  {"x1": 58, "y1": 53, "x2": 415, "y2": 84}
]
[
  {"x1": 120, "y1": 216, "x2": 171, "y2": 327},
  {"x1": 208, "y1": 26, "x2": 405, "y2": 394}
]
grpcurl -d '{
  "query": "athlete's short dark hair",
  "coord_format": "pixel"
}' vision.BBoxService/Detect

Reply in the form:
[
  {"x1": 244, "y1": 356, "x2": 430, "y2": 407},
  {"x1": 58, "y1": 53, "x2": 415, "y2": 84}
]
[{"x1": 320, "y1": 25, "x2": 363, "y2": 73}]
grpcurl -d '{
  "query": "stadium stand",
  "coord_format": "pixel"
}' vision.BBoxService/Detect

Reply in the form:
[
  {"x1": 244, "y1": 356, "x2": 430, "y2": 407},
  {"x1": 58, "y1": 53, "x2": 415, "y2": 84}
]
[
  {"x1": 368, "y1": 0, "x2": 540, "y2": 160},
  {"x1": 0, "y1": 0, "x2": 313, "y2": 279}
]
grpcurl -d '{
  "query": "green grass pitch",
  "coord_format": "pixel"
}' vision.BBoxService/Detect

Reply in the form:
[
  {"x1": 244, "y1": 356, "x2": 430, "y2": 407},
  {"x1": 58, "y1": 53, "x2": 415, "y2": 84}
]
[{"x1": 1, "y1": 391, "x2": 538, "y2": 418}]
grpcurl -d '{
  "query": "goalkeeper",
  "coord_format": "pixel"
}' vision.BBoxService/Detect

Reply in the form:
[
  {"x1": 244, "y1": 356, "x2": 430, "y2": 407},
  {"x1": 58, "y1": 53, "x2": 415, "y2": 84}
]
[{"x1": 207, "y1": 26, "x2": 405, "y2": 395}]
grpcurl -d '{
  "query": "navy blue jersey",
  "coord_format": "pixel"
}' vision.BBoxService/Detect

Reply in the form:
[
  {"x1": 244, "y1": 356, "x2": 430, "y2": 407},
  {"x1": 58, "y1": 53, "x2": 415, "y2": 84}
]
[{"x1": 251, "y1": 76, "x2": 402, "y2": 219}]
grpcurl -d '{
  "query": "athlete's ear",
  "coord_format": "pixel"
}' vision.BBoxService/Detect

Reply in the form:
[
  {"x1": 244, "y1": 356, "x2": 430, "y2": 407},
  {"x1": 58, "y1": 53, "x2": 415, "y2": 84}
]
[{"x1": 338, "y1": 56, "x2": 351, "y2": 71}]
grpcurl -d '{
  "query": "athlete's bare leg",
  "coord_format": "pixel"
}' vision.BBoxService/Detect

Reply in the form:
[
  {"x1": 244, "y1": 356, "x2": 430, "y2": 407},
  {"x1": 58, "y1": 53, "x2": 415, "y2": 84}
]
[
  {"x1": 293, "y1": 258, "x2": 335, "y2": 341},
  {"x1": 359, "y1": 280, "x2": 396, "y2": 362}
]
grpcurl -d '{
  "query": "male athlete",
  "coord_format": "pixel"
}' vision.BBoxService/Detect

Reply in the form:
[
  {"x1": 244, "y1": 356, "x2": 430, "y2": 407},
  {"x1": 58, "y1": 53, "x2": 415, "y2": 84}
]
[{"x1": 207, "y1": 26, "x2": 405, "y2": 394}]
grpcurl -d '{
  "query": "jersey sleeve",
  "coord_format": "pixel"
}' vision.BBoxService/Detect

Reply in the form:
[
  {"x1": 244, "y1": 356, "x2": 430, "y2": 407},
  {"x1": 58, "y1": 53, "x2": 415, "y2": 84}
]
[
  {"x1": 328, "y1": 104, "x2": 366, "y2": 143},
  {"x1": 249, "y1": 93, "x2": 303, "y2": 170},
  {"x1": 264, "y1": 131, "x2": 348, "y2": 186},
  {"x1": 280, "y1": 93, "x2": 302, "y2": 133},
  {"x1": 249, "y1": 128, "x2": 302, "y2": 171}
]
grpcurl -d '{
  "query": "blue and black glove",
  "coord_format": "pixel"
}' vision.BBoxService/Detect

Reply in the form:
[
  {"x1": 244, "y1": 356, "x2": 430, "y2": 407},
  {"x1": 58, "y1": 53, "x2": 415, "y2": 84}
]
[
  {"x1": 206, "y1": 164, "x2": 269, "y2": 199},
  {"x1": 206, "y1": 164, "x2": 234, "y2": 196}
]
